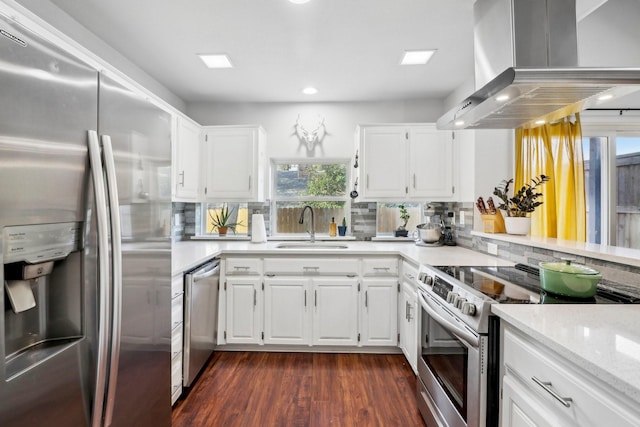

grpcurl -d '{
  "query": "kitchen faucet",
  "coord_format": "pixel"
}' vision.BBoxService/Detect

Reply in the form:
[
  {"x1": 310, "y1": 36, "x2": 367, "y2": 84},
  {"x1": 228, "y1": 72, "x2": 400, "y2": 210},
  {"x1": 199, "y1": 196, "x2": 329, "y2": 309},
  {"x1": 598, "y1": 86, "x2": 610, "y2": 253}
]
[{"x1": 298, "y1": 205, "x2": 315, "y2": 243}]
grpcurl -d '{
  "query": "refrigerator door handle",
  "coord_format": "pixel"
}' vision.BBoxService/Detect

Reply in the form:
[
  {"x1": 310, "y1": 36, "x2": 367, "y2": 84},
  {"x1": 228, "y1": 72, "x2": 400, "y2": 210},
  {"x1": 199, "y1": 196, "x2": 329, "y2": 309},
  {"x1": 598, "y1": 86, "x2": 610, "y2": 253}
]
[
  {"x1": 87, "y1": 130, "x2": 111, "y2": 427},
  {"x1": 101, "y1": 135, "x2": 122, "y2": 427}
]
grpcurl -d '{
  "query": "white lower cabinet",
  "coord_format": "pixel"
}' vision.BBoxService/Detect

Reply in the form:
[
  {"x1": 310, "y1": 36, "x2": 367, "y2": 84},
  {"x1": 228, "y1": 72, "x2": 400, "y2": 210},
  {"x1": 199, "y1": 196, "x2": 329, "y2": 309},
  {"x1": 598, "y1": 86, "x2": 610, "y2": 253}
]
[
  {"x1": 360, "y1": 278, "x2": 398, "y2": 346},
  {"x1": 225, "y1": 277, "x2": 263, "y2": 344},
  {"x1": 263, "y1": 277, "x2": 311, "y2": 345},
  {"x1": 170, "y1": 273, "x2": 184, "y2": 405},
  {"x1": 501, "y1": 325, "x2": 640, "y2": 427},
  {"x1": 312, "y1": 277, "x2": 359, "y2": 346},
  {"x1": 399, "y1": 281, "x2": 417, "y2": 372},
  {"x1": 219, "y1": 256, "x2": 399, "y2": 349}
]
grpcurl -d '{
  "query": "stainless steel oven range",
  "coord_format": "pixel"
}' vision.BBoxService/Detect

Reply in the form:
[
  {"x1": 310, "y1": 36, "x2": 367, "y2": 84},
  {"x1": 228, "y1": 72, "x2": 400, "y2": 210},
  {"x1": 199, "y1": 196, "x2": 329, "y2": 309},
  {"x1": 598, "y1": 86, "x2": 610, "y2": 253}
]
[{"x1": 415, "y1": 263, "x2": 639, "y2": 427}]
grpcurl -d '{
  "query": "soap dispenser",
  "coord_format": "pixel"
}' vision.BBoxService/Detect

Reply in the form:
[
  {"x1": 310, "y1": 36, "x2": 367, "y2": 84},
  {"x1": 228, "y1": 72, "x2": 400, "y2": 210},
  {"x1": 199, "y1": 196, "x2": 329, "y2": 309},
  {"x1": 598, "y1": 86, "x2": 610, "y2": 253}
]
[{"x1": 329, "y1": 217, "x2": 337, "y2": 237}]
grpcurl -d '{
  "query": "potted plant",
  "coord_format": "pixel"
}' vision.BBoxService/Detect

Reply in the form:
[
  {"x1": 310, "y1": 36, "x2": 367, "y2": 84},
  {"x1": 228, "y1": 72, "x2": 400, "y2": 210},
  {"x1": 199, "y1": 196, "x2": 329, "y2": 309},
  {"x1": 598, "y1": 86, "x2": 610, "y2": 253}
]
[
  {"x1": 208, "y1": 203, "x2": 243, "y2": 236},
  {"x1": 493, "y1": 175, "x2": 549, "y2": 235},
  {"x1": 338, "y1": 217, "x2": 347, "y2": 236},
  {"x1": 394, "y1": 204, "x2": 410, "y2": 237}
]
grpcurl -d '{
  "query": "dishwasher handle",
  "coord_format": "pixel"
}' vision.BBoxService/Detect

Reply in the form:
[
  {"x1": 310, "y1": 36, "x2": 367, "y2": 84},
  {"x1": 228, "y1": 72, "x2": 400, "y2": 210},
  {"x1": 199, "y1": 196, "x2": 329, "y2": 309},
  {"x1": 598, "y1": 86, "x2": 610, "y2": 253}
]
[{"x1": 192, "y1": 262, "x2": 220, "y2": 282}]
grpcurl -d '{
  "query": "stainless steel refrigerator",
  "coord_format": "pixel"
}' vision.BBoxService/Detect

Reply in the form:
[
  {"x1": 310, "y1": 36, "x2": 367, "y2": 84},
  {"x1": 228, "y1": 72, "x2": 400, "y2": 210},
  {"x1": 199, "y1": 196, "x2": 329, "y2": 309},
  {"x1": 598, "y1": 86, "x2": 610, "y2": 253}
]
[{"x1": 0, "y1": 12, "x2": 172, "y2": 427}]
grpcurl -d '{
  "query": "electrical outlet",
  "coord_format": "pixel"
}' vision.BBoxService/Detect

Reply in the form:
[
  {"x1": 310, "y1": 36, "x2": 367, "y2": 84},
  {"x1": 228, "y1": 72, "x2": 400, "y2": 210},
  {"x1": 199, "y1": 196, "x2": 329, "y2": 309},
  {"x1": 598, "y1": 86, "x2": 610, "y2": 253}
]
[
  {"x1": 488, "y1": 243, "x2": 498, "y2": 255},
  {"x1": 459, "y1": 211, "x2": 465, "y2": 226}
]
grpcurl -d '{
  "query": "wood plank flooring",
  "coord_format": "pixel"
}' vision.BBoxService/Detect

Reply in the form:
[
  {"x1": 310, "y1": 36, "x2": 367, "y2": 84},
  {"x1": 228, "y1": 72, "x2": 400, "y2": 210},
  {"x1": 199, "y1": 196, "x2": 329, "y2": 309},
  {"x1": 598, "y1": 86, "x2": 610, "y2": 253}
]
[{"x1": 172, "y1": 352, "x2": 426, "y2": 427}]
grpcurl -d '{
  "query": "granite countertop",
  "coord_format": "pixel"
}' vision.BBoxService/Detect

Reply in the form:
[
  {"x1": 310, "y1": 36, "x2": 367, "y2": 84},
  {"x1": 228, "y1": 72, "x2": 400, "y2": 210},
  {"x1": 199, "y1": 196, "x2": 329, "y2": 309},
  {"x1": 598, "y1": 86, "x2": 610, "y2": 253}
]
[
  {"x1": 171, "y1": 240, "x2": 513, "y2": 275},
  {"x1": 492, "y1": 304, "x2": 640, "y2": 406}
]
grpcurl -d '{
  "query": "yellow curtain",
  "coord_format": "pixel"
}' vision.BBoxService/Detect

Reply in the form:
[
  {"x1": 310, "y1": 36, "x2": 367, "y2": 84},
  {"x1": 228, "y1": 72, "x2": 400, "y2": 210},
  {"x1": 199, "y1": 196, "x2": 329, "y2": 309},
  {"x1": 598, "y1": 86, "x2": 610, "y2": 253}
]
[{"x1": 515, "y1": 114, "x2": 586, "y2": 241}]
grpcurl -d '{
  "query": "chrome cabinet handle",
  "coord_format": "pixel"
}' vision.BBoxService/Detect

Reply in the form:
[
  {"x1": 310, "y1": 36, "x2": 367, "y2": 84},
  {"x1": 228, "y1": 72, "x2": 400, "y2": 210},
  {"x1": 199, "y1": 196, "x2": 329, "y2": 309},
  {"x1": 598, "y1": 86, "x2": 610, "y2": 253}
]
[
  {"x1": 407, "y1": 302, "x2": 413, "y2": 321},
  {"x1": 366, "y1": 174, "x2": 369, "y2": 189},
  {"x1": 304, "y1": 290, "x2": 307, "y2": 307},
  {"x1": 315, "y1": 290, "x2": 317, "y2": 307},
  {"x1": 234, "y1": 266, "x2": 250, "y2": 271},
  {"x1": 254, "y1": 289, "x2": 257, "y2": 307},
  {"x1": 531, "y1": 377, "x2": 573, "y2": 408},
  {"x1": 248, "y1": 175, "x2": 252, "y2": 191},
  {"x1": 365, "y1": 291, "x2": 368, "y2": 308},
  {"x1": 413, "y1": 173, "x2": 416, "y2": 189},
  {"x1": 179, "y1": 170, "x2": 185, "y2": 186}
]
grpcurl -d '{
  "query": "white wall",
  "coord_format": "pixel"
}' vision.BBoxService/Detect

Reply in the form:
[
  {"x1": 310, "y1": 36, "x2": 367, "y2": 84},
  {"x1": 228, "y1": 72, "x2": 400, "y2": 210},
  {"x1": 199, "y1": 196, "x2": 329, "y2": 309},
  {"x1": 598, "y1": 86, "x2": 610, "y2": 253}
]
[{"x1": 188, "y1": 99, "x2": 443, "y2": 159}]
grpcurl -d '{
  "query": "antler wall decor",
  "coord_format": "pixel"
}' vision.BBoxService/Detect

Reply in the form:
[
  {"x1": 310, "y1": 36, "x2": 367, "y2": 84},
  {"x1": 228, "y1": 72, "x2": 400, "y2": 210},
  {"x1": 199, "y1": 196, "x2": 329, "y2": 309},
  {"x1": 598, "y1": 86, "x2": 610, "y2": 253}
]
[{"x1": 295, "y1": 114, "x2": 326, "y2": 150}]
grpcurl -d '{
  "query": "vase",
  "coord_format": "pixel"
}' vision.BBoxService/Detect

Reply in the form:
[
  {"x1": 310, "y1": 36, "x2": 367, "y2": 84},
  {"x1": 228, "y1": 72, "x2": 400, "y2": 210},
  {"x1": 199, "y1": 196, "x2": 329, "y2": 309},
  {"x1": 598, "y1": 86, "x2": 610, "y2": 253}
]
[
  {"x1": 394, "y1": 229, "x2": 408, "y2": 238},
  {"x1": 338, "y1": 226, "x2": 347, "y2": 236},
  {"x1": 218, "y1": 226, "x2": 228, "y2": 236},
  {"x1": 503, "y1": 217, "x2": 531, "y2": 235}
]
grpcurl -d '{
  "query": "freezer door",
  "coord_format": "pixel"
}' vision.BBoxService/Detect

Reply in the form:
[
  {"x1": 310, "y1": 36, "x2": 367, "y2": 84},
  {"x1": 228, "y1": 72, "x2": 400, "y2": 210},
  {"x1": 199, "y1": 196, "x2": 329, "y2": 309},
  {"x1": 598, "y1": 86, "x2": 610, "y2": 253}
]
[
  {"x1": 0, "y1": 13, "x2": 98, "y2": 427},
  {"x1": 98, "y1": 74, "x2": 172, "y2": 427}
]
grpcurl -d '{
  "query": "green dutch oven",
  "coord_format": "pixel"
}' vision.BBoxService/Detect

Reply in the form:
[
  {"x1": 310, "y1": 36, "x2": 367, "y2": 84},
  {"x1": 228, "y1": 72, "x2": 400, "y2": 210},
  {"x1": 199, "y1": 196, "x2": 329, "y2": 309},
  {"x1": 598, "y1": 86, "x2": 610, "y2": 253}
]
[{"x1": 538, "y1": 259, "x2": 602, "y2": 298}]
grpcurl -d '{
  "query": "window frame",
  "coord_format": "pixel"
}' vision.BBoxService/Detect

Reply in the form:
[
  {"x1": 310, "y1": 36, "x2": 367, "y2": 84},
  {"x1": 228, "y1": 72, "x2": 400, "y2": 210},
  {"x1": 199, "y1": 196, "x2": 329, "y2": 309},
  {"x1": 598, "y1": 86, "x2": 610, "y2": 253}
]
[
  {"x1": 582, "y1": 112, "x2": 640, "y2": 247},
  {"x1": 270, "y1": 158, "x2": 351, "y2": 238}
]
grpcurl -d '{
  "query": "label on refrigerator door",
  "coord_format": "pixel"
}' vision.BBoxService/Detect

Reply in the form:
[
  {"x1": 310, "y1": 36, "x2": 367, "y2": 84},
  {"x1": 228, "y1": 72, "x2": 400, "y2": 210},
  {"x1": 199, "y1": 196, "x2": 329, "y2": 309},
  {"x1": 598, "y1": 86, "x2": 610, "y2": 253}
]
[{"x1": 3, "y1": 222, "x2": 82, "y2": 263}]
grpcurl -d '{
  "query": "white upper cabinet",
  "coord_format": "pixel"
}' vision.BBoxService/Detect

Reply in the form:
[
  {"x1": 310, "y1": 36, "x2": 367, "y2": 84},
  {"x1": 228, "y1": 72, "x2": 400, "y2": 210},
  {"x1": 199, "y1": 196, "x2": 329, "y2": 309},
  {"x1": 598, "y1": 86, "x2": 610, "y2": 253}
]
[
  {"x1": 173, "y1": 115, "x2": 202, "y2": 201},
  {"x1": 408, "y1": 126, "x2": 453, "y2": 199},
  {"x1": 359, "y1": 126, "x2": 408, "y2": 198},
  {"x1": 357, "y1": 124, "x2": 454, "y2": 201},
  {"x1": 202, "y1": 125, "x2": 266, "y2": 201}
]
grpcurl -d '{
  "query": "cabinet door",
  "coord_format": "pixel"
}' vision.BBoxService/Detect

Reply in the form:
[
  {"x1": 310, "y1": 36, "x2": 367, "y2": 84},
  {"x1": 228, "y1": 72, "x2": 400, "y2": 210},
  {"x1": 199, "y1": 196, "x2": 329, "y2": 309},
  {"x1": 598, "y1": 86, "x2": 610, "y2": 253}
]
[
  {"x1": 312, "y1": 277, "x2": 359, "y2": 346},
  {"x1": 263, "y1": 278, "x2": 311, "y2": 345},
  {"x1": 409, "y1": 126, "x2": 454, "y2": 199},
  {"x1": 174, "y1": 116, "x2": 201, "y2": 200},
  {"x1": 361, "y1": 278, "x2": 398, "y2": 346},
  {"x1": 400, "y1": 281, "x2": 418, "y2": 372},
  {"x1": 225, "y1": 277, "x2": 262, "y2": 344},
  {"x1": 501, "y1": 375, "x2": 567, "y2": 427},
  {"x1": 360, "y1": 126, "x2": 407, "y2": 199},
  {"x1": 203, "y1": 127, "x2": 259, "y2": 200}
]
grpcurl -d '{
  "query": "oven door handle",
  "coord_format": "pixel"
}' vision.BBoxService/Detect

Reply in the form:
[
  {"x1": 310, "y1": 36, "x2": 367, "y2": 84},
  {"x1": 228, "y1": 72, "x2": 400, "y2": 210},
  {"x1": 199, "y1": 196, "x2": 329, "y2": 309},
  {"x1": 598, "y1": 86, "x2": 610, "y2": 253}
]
[{"x1": 419, "y1": 291, "x2": 480, "y2": 349}]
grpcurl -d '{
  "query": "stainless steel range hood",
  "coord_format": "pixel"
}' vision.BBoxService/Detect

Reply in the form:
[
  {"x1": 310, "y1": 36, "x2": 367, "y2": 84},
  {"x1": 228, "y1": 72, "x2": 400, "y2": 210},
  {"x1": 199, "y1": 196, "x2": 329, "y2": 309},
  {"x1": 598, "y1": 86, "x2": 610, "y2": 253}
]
[{"x1": 437, "y1": 0, "x2": 640, "y2": 130}]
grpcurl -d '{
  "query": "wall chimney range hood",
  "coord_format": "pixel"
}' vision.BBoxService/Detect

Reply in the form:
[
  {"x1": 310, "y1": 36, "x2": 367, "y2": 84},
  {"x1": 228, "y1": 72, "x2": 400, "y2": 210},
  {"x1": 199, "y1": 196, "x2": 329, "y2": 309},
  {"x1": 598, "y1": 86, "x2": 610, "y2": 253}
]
[{"x1": 437, "y1": 0, "x2": 640, "y2": 130}]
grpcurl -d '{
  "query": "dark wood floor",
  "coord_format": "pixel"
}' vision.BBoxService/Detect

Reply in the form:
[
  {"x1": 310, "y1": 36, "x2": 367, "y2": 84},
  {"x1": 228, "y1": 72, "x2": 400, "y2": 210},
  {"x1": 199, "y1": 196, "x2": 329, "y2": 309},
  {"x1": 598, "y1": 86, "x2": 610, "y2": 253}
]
[{"x1": 172, "y1": 351, "x2": 426, "y2": 427}]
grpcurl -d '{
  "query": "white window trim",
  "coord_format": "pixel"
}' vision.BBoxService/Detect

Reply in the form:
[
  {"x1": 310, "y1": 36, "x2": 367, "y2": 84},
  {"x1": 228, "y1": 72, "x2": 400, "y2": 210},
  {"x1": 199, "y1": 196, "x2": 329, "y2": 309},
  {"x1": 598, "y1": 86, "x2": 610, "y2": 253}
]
[
  {"x1": 270, "y1": 158, "x2": 351, "y2": 238},
  {"x1": 582, "y1": 113, "x2": 640, "y2": 247}
]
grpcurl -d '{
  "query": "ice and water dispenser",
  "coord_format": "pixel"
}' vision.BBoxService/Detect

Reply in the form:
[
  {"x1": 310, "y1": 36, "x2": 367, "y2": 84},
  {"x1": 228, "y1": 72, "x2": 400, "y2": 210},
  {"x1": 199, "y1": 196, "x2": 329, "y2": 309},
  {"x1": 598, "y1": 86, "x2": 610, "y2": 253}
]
[{"x1": 2, "y1": 222, "x2": 84, "y2": 378}]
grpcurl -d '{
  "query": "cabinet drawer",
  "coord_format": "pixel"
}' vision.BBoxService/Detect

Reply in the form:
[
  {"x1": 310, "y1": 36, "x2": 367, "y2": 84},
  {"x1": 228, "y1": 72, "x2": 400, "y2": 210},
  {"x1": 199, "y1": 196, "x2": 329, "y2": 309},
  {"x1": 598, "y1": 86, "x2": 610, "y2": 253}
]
[
  {"x1": 504, "y1": 327, "x2": 640, "y2": 427},
  {"x1": 171, "y1": 274, "x2": 184, "y2": 299},
  {"x1": 401, "y1": 260, "x2": 418, "y2": 282},
  {"x1": 225, "y1": 258, "x2": 262, "y2": 275},
  {"x1": 171, "y1": 325, "x2": 183, "y2": 359},
  {"x1": 362, "y1": 257, "x2": 398, "y2": 276},
  {"x1": 171, "y1": 354, "x2": 182, "y2": 404},
  {"x1": 171, "y1": 294, "x2": 183, "y2": 331},
  {"x1": 263, "y1": 258, "x2": 359, "y2": 276}
]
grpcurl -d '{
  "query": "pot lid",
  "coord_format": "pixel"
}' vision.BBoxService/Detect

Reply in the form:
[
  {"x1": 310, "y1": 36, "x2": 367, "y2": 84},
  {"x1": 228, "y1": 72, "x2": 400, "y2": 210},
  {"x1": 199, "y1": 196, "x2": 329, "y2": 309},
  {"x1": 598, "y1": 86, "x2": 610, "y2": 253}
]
[{"x1": 539, "y1": 259, "x2": 600, "y2": 275}]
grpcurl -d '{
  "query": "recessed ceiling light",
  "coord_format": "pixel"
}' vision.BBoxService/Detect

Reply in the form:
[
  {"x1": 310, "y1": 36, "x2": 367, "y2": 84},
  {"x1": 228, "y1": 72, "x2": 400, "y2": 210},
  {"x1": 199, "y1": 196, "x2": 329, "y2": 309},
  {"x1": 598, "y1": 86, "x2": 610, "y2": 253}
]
[
  {"x1": 598, "y1": 94, "x2": 614, "y2": 101},
  {"x1": 198, "y1": 54, "x2": 233, "y2": 69},
  {"x1": 400, "y1": 50, "x2": 436, "y2": 65},
  {"x1": 535, "y1": 120, "x2": 546, "y2": 125},
  {"x1": 496, "y1": 94, "x2": 510, "y2": 102},
  {"x1": 302, "y1": 86, "x2": 318, "y2": 95},
  {"x1": 454, "y1": 120, "x2": 465, "y2": 126},
  {"x1": 289, "y1": 0, "x2": 311, "y2": 4}
]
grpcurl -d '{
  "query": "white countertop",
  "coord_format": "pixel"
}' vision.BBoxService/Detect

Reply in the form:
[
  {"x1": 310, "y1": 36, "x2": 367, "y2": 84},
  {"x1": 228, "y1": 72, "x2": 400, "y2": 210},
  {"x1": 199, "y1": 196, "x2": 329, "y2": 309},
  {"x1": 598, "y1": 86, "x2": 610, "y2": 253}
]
[
  {"x1": 171, "y1": 240, "x2": 513, "y2": 275},
  {"x1": 492, "y1": 304, "x2": 640, "y2": 405}
]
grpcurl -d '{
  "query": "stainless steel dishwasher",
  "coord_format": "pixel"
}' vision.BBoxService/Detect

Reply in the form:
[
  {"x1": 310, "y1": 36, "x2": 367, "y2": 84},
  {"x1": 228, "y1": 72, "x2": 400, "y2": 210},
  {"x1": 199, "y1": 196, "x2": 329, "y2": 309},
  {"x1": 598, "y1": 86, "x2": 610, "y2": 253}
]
[{"x1": 183, "y1": 258, "x2": 220, "y2": 387}]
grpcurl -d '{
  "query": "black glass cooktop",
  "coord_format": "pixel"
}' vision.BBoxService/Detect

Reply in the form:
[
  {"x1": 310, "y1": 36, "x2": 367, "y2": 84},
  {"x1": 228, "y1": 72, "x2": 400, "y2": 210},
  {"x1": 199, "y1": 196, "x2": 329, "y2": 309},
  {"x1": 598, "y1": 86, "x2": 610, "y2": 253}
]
[{"x1": 434, "y1": 264, "x2": 639, "y2": 305}]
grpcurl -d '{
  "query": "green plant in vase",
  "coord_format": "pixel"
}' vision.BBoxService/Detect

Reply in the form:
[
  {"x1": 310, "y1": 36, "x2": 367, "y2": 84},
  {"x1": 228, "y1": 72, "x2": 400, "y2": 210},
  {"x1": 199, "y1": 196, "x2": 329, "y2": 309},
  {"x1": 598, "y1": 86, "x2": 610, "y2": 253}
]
[
  {"x1": 208, "y1": 203, "x2": 243, "y2": 236},
  {"x1": 338, "y1": 217, "x2": 347, "y2": 236},
  {"x1": 395, "y1": 204, "x2": 410, "y2": 237},
  {"x1": 493, "y1": 175, "x2": 549, "y2": 235}
]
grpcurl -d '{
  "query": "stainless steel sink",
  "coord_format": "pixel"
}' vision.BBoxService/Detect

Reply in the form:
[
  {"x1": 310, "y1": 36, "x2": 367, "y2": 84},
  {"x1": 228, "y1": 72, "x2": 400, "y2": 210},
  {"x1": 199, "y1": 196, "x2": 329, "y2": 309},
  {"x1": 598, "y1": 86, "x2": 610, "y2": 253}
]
[{"x1": 275, "y1": 242, "x2": 348, "y2": 249}]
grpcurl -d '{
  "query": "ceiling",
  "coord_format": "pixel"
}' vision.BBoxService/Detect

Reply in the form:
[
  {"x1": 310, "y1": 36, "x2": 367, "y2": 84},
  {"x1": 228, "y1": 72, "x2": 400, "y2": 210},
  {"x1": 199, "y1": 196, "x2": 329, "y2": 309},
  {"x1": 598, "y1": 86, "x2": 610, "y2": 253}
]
[
  {"x1": 47, "y1": 0, "x2": 476, "y2": 104},
  {"x1": 45, "y1": 0, "x2": 640, "y2": 110}
]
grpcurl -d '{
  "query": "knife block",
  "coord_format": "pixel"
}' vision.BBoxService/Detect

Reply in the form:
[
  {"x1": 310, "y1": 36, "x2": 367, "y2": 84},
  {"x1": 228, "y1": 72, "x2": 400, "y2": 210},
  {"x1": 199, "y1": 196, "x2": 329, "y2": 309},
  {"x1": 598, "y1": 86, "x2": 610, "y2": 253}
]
[{"x1": 481, "y1": 211, "x2": 506, "y2": 233}]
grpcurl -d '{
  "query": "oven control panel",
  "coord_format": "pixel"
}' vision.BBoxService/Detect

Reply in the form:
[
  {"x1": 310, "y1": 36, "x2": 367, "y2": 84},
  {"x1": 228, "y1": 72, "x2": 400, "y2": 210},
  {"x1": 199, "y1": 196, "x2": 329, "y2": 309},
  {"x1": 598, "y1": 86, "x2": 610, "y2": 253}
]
[{"x1": 417, "y1": 264, "x2": 492, "y2": 331}]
